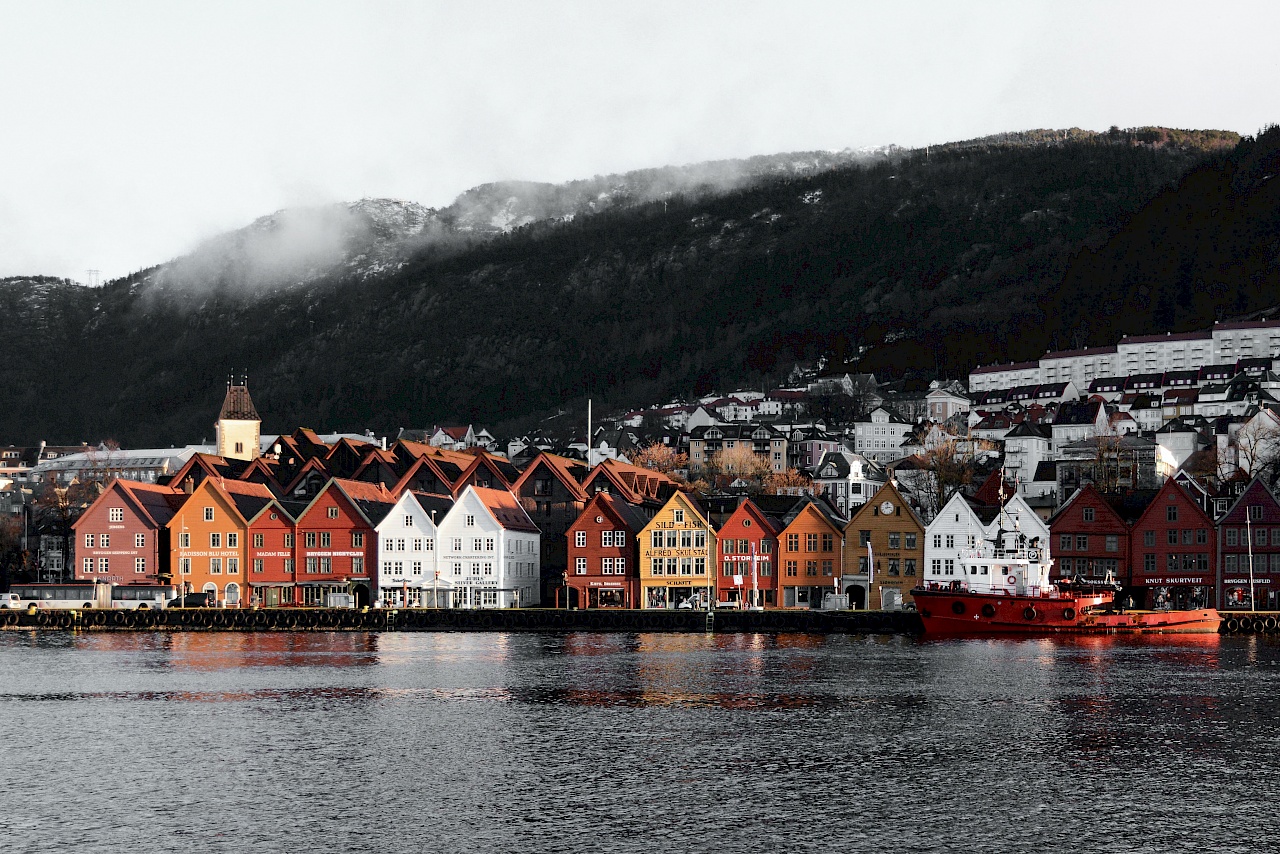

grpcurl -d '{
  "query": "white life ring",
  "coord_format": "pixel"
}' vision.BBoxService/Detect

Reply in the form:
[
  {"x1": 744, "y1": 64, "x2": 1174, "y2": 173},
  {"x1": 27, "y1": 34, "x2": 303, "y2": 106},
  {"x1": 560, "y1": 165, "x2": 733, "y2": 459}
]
[
  {"x1": 1028, "y1": 548, "x2": 1039, "y2": 560},
  {"x1": 1007, "y1": 575, "x2": 1017, "y2": 586}
]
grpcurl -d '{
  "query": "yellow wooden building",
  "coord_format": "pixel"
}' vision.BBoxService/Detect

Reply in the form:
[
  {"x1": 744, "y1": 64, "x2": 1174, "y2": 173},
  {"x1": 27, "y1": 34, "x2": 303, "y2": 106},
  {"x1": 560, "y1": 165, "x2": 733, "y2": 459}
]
[{"x1": 638, "y1": 492, "x2": 716, "y2": 609}]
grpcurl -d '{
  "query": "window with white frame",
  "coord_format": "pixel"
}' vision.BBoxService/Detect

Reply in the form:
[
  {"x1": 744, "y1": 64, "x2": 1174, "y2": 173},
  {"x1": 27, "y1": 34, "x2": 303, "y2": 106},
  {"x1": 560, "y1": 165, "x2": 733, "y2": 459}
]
[
  {"x1": 134, "y1": 558, "x2": 145, "y2": 574},
  {"x1": 576, "y1": 557, "x2": 587, "y2": 574},
  {"x1": 109, "y1": 508, "x2": 123, "y2": 522},
  {"x1": 576, "y1": 531, "x2": 587, "y2": 548},
  {"x1": 204, "y1": 507, "x2": 214, "y2": 522}
]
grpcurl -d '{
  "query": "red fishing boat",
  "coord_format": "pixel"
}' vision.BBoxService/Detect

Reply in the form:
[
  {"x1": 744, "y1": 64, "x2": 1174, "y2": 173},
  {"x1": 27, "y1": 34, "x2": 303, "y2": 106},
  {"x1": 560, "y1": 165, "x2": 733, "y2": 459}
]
[{"x1": 912, "y1": 525, "x2": 1220, "y2": 636}]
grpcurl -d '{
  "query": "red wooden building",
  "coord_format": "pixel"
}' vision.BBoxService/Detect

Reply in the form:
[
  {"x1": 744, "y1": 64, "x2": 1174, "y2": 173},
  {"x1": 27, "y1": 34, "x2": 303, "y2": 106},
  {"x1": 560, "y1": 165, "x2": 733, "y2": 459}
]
[
  {"x1": 292, "y1": 479, "x2": 395, "y2": 607},
  {"x1": 1129, "y1": 477, "x2": 1215, "y2": 610},
  {"x1": 246, "y1": 498, "x2": 306, "y2": 607},
  {"x1": 564, "y1": 492, "x2": 645, "y2": 608},
  {"x1": 1217, "y1": 477, "x2": 1280, "y2": 611},
  {"x1": 73, "y1": 480, "x2": 184, "y2": 586},
  {"x1": 1048, "y1": 484, "x2": 1153, "y2": 587},
  {"x1": 714, "y1": 499, "x2": 781, "y2": 608}
]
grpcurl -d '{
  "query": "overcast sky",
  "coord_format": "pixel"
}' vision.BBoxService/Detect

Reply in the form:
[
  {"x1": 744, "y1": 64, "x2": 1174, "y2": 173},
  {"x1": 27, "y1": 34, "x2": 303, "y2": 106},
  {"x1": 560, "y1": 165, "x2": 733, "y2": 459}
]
[{"x1": 2, "y1": 1, "x2": 1277, "y2": 281}]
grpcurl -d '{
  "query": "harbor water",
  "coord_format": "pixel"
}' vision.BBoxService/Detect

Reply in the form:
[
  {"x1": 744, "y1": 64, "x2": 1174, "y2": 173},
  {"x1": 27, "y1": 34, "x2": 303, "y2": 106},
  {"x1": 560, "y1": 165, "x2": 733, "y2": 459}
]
[{"x1": 0, "y1": 630, "x2": 1276, "y2": 853}]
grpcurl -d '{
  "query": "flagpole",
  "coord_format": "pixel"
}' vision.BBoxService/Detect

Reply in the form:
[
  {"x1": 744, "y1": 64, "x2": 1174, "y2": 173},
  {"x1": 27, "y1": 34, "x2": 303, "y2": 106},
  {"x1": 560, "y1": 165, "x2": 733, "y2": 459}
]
[{"x1": 751, "y1": 541, "x2": 759, "y2": 609}]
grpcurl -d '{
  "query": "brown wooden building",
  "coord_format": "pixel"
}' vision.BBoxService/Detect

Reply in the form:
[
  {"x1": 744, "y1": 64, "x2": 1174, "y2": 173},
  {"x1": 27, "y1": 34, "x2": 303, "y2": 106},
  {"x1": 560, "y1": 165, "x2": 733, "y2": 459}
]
[{"x1": 843, "y1": 481, "x2": 925, "y2": 609}]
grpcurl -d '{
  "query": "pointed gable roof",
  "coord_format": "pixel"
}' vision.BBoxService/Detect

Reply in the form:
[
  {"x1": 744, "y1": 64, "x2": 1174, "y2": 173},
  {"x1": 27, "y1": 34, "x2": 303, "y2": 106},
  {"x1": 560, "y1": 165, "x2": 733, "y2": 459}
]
[
  {"x1": 219, "y1": 383, "x2": 259, "y2": 421},
  {"x1": 79, "y1": 479, "x2": 187, "y2": 532},
  {"x1": 167, "y1": 452, "x2": 253, "y2": 491},
  {"x1": 1132, "y1": 476, "x2": 1213, "y2": 530},
  {"x1": 1049, "y1": 483, "x2": 1131, "y2": 530},
  {"x1": 1217, "y1": 475, "x2": 1280, "y2": 523},
  {"x1": 777, "y1": 495, "x2": 846, "y2": 535},
  {"x1": 512, "y1": 452, "x2": 590, "y2": 502},
  {"x1": 331, "y1": 478, "x2": 398, "y2": 527},
  {"x1": 457, "y1": 452, "x2": 517, "y2": 490},
  {"x1": 972, "y1": 469, "x2": 1016, "y2": 506},
  {"x1": 582, "y1": 457, "x2": 678, "y2": 504},
  {"x1": 215, "y1": 478, "x2": 277, "y2": 523},
  {"x1": 409, "y1": 491, "x2": 456, "y2": 524},
  {"x1": 237, "y1": 456, "x2": 284, "y2": 494},
  {"x1": 282, "y1": 456, "x2": 333, "y2": 498},
  {"x1": 288, "y1": 428, "x2": 331, "y2": 461},
  {"x1": 579, "y1": 491, "x2": 652, "y2": 535},
  {"x1": 324, "y1": 437, "x2": 377, "y2": 479},
  {"x1": 468, "y1": 486, "x2": 541, "y2": 533},
  {"x1": 716, "y1": 498, "x2": 783, "y2": 538},
  {"x1": 845, "y1": 479, "x2": 925, "y2": 533},
  {"x1": 391, "y1": 454, "x2": 458, "y2": 497}
]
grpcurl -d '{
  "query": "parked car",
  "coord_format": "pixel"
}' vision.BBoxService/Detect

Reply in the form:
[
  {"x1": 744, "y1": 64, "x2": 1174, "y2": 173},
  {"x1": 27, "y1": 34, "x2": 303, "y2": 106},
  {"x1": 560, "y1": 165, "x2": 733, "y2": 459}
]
[
  {"x1": 0, "y1": 592, "x2": 21, "y2": 609},
  {"x1": 167, "y1": 592, "x2": 215, "y2": 608}
]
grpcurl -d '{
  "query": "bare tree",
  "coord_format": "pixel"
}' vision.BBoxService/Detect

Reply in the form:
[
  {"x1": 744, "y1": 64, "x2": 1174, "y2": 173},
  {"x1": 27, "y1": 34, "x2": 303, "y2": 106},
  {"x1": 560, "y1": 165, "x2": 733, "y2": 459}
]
[{"x1": 1234, "y1": 412, "x2": 1280, "y2": 481}]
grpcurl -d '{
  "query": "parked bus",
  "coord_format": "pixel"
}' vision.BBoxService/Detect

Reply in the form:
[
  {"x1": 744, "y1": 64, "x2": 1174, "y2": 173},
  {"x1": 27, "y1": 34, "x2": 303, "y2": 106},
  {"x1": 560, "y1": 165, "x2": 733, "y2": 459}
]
[
  {"x1": 110, "y1": 584, "x2": 176, "y2": 610},
  {"x1": 10, "y1": 582, "x2": 112, "y2": 610}
]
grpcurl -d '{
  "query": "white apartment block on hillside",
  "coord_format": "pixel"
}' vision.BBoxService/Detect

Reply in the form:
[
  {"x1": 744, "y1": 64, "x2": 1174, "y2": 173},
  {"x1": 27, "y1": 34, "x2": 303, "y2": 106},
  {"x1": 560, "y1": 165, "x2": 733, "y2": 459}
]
[{"x1": 969, "y1": 320, "x2": 1280, "y2": 393}]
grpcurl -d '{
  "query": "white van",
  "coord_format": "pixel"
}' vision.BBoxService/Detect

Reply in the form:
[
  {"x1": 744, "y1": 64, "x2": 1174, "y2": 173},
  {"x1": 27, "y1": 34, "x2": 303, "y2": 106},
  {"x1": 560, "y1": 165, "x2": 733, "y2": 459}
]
[{"x1": 0, "y1": 592, "x2": 22, "y2": 609}]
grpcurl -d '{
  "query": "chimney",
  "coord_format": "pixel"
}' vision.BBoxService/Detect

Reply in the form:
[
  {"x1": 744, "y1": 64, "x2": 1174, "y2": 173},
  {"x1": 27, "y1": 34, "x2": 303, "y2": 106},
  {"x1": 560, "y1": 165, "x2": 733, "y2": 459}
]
[{"x1": 183, "y1": 477, "x2": 194, "y2": 495}]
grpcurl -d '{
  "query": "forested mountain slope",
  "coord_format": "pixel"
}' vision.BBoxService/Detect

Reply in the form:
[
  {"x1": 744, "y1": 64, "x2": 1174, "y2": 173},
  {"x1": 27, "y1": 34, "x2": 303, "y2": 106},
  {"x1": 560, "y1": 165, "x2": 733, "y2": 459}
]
[{"x1": 3, "y1": 127, "x2": 1267, "y2": 446}]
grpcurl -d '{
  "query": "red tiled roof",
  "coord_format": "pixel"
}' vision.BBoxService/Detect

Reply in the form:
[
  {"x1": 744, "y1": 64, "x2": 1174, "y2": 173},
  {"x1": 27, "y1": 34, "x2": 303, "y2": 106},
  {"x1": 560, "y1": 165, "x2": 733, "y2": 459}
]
[
  {"x1": 472, "y1": 486, "x2": 541, "y2": 533},
  {"x1": 1214, "y1": 319, "x2": 1280, "y2": 332},
  {"x1": 512, "y1": 452, "x2": 590, "y2": 501},
  {"x1": 972, "y1": 361, "x2": 1039, "y2": 375},
  {"x1": 1041, "y1": 345, "x2": 1118, "y2": 360},
  {"x1": 219, "y1": 383, "x2": 259, "y2": 420},
  {"x1": 1121, "y1": 330, "x2": 1212, "y2": 344}
]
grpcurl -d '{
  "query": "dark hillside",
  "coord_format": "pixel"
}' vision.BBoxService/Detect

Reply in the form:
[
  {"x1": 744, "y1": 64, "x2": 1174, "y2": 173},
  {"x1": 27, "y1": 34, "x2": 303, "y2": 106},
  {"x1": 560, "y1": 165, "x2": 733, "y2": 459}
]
[{"x1": 0, "y1": 127, "x2": 1263, "y2": 446}]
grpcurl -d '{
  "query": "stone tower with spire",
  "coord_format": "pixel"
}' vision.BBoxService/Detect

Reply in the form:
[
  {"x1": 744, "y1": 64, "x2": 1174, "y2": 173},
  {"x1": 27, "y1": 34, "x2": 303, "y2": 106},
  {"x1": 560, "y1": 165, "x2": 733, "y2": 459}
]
[{"x1": 216, "y1": 376, "x2": 261, "y2": 461}]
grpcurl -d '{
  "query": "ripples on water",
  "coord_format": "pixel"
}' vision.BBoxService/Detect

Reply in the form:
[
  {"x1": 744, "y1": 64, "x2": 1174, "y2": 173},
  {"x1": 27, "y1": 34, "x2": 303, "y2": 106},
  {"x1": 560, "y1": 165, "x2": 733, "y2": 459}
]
[{"x1": 0, "y1": 630, "x2": 1275, "y2": 853}]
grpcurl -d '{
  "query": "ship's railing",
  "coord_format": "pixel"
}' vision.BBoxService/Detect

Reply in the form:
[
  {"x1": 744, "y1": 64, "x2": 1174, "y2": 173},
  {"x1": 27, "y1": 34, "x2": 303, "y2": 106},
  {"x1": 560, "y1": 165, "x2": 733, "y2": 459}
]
[{"x1": 922, "y1": 581, "x2": 1062, "y2": 599}]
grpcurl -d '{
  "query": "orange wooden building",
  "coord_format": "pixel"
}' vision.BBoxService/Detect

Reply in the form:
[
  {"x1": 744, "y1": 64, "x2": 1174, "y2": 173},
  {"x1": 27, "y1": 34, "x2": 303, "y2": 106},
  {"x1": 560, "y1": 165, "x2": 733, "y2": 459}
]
[
  {"x1": 166, "y1": 478, "x2": 275, "y2": 607},
  {"x1": 775, "y1": 497, "x2": 845, "y2": 608}
]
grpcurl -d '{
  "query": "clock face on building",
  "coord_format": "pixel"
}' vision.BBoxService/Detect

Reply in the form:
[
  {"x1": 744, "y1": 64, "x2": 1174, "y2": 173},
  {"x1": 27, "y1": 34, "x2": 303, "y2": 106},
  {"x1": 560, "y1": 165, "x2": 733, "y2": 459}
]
[{"x1": 880, "y1": 501, "x2": 894, "y2": 515}]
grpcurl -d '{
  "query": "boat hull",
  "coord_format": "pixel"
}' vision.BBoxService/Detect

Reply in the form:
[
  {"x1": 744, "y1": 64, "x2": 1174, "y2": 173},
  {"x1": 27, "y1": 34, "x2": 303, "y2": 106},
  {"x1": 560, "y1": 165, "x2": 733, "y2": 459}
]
[{"x1": 913, "y1": 587, "x2": 1220, "y2": 635}]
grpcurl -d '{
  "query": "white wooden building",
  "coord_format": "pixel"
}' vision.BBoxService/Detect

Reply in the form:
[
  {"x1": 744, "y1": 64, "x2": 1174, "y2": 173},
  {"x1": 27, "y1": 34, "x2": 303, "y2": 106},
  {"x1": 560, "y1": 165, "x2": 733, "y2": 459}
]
[
  {"x1": 375, "y1": 491, "x2": 454, "y2": 608},
  {"x1": 436, "y1": 486, "x2": 541, "y2": 608}
]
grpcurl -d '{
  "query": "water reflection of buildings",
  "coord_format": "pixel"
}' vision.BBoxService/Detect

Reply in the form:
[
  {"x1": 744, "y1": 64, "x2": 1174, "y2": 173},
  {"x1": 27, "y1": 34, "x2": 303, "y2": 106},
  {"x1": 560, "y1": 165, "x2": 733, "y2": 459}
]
[
  {"x1": 1052, "y1": 635, "x2": 1227, "y2": 758},
  {"x1": 512, "y1": 632, "x2": 842, "y2": 710},
  {"x1": 93, "y1": 631, "x2": 383, "y2": 671}
]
